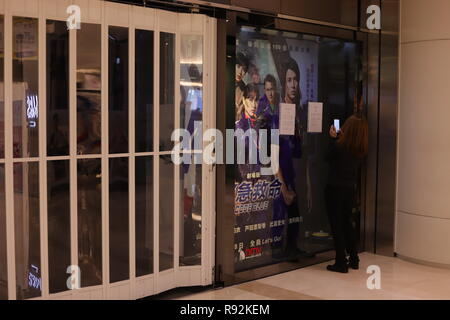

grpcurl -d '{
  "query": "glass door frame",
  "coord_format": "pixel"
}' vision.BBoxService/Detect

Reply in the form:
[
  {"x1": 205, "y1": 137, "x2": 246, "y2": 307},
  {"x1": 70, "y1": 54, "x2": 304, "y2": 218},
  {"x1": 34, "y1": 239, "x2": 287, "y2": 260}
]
[{"x1": 215, "y1": 10, "x2": 371, "y2": 287}]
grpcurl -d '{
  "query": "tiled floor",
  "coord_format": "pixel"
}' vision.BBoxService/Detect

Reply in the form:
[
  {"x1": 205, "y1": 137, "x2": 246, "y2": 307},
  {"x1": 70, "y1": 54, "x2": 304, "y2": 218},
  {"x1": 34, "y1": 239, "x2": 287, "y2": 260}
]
[{"x1": 174, "y1": 252, "x2": 450, "y2": 300}]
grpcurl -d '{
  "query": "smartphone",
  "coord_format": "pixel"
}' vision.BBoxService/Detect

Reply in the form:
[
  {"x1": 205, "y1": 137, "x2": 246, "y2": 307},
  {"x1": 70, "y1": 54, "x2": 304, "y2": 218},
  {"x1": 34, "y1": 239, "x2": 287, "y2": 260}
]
[{"x1": 334, "y1": 119, "x2": 340, "y2": 132}]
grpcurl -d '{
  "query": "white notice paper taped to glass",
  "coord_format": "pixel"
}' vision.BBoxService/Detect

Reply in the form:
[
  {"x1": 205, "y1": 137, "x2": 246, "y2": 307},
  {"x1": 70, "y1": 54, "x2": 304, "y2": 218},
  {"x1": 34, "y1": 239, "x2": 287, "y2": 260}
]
[
  {"x1": 279, "y1": 103, "x2": 296, "y2": 135},
  {"x1": 307, "y1": 102, "x2": 323, "y2": 133}
]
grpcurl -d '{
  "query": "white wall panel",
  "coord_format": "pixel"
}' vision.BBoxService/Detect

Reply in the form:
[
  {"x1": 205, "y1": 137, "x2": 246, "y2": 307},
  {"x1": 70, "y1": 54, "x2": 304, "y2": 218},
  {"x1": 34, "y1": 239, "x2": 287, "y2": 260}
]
[
  {"x1": 397, "y1": 0, "x2": 450, "y2": 265},
  {"x1": 119, "y1": 283, "x2": 131, "y2": 300},
  {"x1": 147, "y1": 276, "x2": 155, "y2": 295},
  {"x1": 90, "y1": 289, "x2": 104, "y2": 300},
  {"x1": 42, "y1": 0, "x2": 71, "y2": 20},
  {"x1": 0, "y1": 0, "x2": 6, "y2": 14},
  {"x1": 178, "y1": 13, "x2": 191, "y2": 32},
  {"x1": 72, "y1": 291, "x2": 92, "y2": 300},
  {"x1": 398, "y1": 41, "x2": 450, "y2": 219},
  {"x1": 132, "y1": 6, "x2": 155, "y2": 30},
  {"x1": 108, "y1": 283, "x2": 131, "y2": 300},
  {"x1": 9, "y1": 0, "x2": 38, "y2": 17},
  {"x1": 157, "y1": 271, "x2": 175, "y2": 294},
  {"x1": 50, "y1": 294, "x2": 73, "y2": 300},
  {"x1": 397, "y1": 212, "x2": 450, "y2": 265},
  {"x1": 105, "y1": 1, "x2": 129, "y2": 27},
  {"x1": 401, "y1": 0, "x2": 450, "y2": 44},
  {"x1": 73, "y1": 0, "x2": 102, "y2": 24},
  {"x1": 66, "y1": 288, "x2": 104, "y2": 300},
  {"x1": 107, "y1": 286, "x2": 119, "y2": 300},
  {"x1": 158, "y1": 9, "x2": 176, "y2": 32},
  {"x1": 178, "y1": 13, "x2": 203, "y2": 34},
  {"x1": 135, "y1": 276, "x2": 155, "y2": 299},
  {"x1": 191, "y1": 14, "x2": 203, "y2": 33},
  {"x1": 190, "y1": 268, "x2": 202, "y2": 285},
  {"x1": 177, "y1": 267, "x2": 202, "y2": 287}
]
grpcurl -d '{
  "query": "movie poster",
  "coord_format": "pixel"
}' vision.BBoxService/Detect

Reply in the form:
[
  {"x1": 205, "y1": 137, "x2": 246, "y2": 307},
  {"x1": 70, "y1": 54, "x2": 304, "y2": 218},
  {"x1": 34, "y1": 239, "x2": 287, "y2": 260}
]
[{"x1": 234, "y1": 26, "x2": 318, "y2": 272}]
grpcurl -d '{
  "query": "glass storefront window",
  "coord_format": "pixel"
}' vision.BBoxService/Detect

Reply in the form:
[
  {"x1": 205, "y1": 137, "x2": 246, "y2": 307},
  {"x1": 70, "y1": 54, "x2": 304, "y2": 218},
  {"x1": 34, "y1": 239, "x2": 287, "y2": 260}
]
[
  {"x1": 109, "y1": 157, "x2": 129, "y2": 283},
  {"x1": 109, "y1": 26, "x2": 129, "y2": 154},
  {"x1": 47, "y1": 160, "x2": 70, "y2": 294},
  {"x1": 13, "y1": 17, "x2": 39, "y2": 159},
  {"x1": 47, "y1": 20, "x2": 69, "y2": 157},
  {"x1": 159, "y1": 155, "x2": 174, "y2": 271},
  {"x1": 0, "y1": 3, "x2": 216, "y2": 300},
  {"x1": 78, "y1": 158, "x2": 102, "y2": 287},
  {"x1": 233, "y1": 26, "x2": 360, "y2": 272},
  {"x1": 159, "y1": 32, "x2": 174, "y2": 152},
  {"x1": 179, "y1": 160, "x2": 202, "y2": 266},
  {"x1": 135, "y1": 156, "x2": 153, "y2": 277},
  {"x1": 135, "y1": 30, "x2": 154, "y2": 153},
  {"x1": 159, "y1": 32, "x2": 175, "y2": 272},
  {"x1": 77, "y1": 23, "x2": 101, "y2": 156},
  {"x1": 14, "y1": 162, "x2": 40, "y2": 299},
  {"x1": 179, "y1": 35, "x2": 203, "y2": 266},
  {"x1": 180, "y1": 35, "x2": 203, "y2": 136},
  {"x1": 0, "y1": 6, "x2": 214, "y2": 299}
]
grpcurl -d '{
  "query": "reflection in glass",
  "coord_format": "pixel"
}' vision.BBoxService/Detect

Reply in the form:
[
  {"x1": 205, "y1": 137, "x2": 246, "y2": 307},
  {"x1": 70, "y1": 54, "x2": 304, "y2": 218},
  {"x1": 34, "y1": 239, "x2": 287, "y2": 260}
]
[
  {"x1": 78, "y1": 159, "x2": 102, "y2": 287},
  {"x1": 135, "y1": 157, "x2": 153, "y2": 276},
  {"x1": 159, "y1": 33, "x2": 175, "y2": 151},
  {"x1": 180, "y1": 35, "x2": 203, "y2": 143},
  {"x1": 232, "y1": 27, "x2": 360, "y2": 271},
  {"x1": 109, "y1": 157, "x2": 129, "y2": 282},
  {"x1": 0, "y1": 165, "x2": 7, "y2": 299},
  {"x1": 0, "y1": 16, "x2": 4, "y2": 159},
  {"x1": 77, "y1": 24, "x2": 101, "y2": 155},
  {"x1": 159, "y1": 156, "x2": 174, "y2": 271},
  {"x1": 14, "y1": 162, "x2": 40, "y2": 299},
  {"x1": 135, "y1": 30, "x2": 154, "y2": 153},
  {"x1": 47, "y1": 160, "x2": 70, "y2": 294},
  {"x1": 13, "y1": 17, "x2": 39, "y2": 158},
  {"x1": 180, "y1": 160, "x2": 202, "y2": 266},
  {"x1": 47, "y1": 20, "x2": 69, "y2": 156},
  {"x1": 109, "y1": 27, "x2": 129, "y2": 154}
]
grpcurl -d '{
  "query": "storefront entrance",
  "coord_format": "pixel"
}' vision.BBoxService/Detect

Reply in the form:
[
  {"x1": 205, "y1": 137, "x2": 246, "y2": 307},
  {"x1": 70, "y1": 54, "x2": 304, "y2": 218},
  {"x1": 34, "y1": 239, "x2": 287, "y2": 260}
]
[
  {"x1": 0, "y1": 0, "x2": 216, "y2": 300},
  {"x1": 215, "y1": 10, "x2": 369, "y2": 286}
]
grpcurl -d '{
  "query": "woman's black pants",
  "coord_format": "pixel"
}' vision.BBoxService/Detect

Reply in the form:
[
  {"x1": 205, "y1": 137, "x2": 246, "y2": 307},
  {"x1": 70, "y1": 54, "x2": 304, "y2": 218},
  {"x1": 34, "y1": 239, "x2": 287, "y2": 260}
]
[{"x1": 325, "y1": 185, "x2": 358, "y2": 265}]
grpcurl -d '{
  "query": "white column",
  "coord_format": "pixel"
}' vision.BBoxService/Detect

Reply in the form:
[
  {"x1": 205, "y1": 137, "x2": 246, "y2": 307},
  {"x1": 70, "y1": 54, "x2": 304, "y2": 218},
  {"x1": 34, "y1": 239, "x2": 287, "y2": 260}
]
[{"x1": 397, "y1": 0, "x2": 450, "y2": 266}]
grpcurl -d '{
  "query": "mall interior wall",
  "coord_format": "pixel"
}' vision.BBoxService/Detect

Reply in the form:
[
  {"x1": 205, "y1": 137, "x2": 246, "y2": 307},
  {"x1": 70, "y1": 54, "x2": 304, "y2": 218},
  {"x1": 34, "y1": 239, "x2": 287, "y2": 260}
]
[{"x1": 397, "y1": 0, "x2": 450, "y2": 266}]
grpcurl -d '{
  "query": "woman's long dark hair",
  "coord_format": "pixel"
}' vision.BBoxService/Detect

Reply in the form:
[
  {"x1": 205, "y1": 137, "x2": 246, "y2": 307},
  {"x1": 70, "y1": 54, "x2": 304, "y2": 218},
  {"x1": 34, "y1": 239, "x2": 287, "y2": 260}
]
[{"x1": 337, "y1": 115, "x2": 369, "y2": 158}]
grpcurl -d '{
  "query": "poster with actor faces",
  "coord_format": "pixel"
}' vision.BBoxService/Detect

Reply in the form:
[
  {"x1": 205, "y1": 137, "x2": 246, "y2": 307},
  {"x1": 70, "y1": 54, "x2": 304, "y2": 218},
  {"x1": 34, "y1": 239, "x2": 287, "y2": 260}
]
[{"x1": 234, "y1": 26, "x2": 318, "y2": 272}]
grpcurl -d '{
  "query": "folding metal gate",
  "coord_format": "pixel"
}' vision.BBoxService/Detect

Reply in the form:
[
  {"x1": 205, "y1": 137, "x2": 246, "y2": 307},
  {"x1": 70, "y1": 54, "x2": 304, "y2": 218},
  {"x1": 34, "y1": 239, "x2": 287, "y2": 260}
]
[{"x1": 0, "y1": 0, "x2": 216, "y2": 300}]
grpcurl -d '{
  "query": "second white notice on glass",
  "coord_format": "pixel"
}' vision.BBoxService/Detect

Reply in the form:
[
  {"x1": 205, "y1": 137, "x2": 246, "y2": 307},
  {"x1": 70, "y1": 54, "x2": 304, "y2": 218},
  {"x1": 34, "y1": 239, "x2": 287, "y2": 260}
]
[{"x1": 307, "y1": 102, "x2": 323, "y2": 133}]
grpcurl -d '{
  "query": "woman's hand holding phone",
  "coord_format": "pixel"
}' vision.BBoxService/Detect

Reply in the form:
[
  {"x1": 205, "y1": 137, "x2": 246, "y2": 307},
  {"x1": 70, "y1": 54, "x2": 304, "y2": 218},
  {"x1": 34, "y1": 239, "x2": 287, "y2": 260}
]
[{"x1": 329, "y1": 125, "x2": 338, "y2": 138}]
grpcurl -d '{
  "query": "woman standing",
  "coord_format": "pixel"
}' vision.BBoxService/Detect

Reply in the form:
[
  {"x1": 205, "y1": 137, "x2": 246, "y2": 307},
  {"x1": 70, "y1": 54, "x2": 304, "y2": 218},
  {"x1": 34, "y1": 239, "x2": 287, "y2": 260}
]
[{"x1": 325, "y1": 112, "x2": 368, "y2": 273}]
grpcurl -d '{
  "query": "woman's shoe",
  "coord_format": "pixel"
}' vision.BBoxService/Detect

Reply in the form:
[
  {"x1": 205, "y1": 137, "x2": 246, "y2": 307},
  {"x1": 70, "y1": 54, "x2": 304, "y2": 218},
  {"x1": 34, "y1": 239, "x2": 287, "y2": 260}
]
[
  {"x1": 347, "y1": 257, "x2": 359, "y2": 270},
  {"x1": 326, "y1": 263, "x2": 348, "y2": 273}
]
